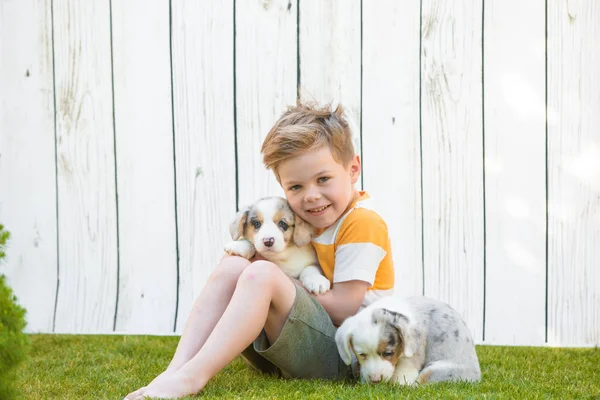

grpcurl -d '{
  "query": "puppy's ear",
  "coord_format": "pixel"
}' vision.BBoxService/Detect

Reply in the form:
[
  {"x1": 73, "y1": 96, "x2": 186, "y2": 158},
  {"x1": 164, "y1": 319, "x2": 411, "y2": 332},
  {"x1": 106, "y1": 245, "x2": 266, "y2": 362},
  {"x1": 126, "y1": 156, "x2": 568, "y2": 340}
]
[
  {"x1": 335, "y1": 318, "x2": 355, "y2": 365},
  {"x1": 293, "y1": 215, "x2": 314, "y2": 247},
  {"x1": 375, "y1": 308, "x2": 419, "y2": 359},
  {"x1": 229, "y1": 206, "x2": 250, "y2": 240}
]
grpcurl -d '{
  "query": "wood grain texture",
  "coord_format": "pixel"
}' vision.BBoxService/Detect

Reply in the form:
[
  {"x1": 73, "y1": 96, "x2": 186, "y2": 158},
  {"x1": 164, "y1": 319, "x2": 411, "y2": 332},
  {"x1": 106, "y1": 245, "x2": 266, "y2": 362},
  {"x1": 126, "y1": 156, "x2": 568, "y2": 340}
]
[
  {"x1": 0, "y1": 1, "x2": 599, "y2": 346},
  {"x1": 0, "y1": 0, "x2": 57, "y2": 332},
  {"x1": 421, "y1": 0, "x2": 485, "y2": 342},
  {"x1": 361, "y1": 0, "x2": 423, "y2": 298},
  {"x1": 111, "y1": 0, "x2": 177, "y2": 334},
  {"x1": 483, "y1": 0, "x2": 546, "y2": 345},
  {"x1": 171, "y1": 1, "x2": 236, "y2": 332},
  {"x1": 299, "y1": 0, "x2": 362, "y2": 169},
  {"x1": 52, "y1": 0, "x2": 118, "y2": 333},
  {"x1": 547, "y1": 0, "x2": 600, "y2": 346},
  {"x1": 235, "y1": 0, "x2": 296, "y2": 206}
]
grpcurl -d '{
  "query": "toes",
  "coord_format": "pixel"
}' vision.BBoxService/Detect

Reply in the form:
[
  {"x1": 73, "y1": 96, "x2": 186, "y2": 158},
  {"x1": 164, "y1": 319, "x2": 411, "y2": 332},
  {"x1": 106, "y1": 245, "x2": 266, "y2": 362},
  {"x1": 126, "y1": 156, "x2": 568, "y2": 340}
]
[
  {"x1": 131, "y1": 392, "x2": 147, "y2": 400},
  {"x1": 124, "y1": 387, "x2": 146, "y2": 400}
]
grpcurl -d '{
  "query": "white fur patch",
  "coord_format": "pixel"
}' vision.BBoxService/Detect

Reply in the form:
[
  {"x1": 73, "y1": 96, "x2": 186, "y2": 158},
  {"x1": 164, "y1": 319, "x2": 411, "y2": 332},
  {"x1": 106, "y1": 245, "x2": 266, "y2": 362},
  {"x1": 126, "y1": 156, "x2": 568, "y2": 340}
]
[
  {"x1": 392, "y1": 358, "x2": 419, "y2": 385},
  {"x1": 223, "y1": 239, "x2": 255, "y2": 260}
]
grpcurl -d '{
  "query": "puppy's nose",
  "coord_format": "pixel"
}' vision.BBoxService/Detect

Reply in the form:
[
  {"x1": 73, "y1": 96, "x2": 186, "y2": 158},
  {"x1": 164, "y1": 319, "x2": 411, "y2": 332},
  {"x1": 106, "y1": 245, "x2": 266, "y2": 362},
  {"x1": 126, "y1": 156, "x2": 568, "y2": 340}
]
[
  {"x1": 263, "y1": 237, "x2": 275, "y2": 247},
  {"x1": 370, "y1": 375, "x2": 381, "y2": 383}
]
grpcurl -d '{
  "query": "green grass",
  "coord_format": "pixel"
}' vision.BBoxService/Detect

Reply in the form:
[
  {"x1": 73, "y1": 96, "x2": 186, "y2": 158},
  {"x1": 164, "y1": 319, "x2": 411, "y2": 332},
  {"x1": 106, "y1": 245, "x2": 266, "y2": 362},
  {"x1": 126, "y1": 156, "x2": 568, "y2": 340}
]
[{"x1": 16, "y1": 334, "x2": 600, "y2": 399}]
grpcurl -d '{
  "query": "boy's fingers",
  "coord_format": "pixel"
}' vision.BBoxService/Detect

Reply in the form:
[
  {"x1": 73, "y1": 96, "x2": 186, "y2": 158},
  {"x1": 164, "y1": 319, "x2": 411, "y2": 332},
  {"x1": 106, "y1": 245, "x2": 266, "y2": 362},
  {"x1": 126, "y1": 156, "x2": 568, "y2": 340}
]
[{"x1": 250, "y1": 253, "x2": 267, "y2": 262}]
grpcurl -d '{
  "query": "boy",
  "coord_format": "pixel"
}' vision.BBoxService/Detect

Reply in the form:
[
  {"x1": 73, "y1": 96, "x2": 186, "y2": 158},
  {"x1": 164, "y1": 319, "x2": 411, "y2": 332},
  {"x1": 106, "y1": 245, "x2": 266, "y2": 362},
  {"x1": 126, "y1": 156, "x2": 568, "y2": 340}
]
[{"x1": 125, "y1": 102, "x2": 394, "y2": 399}]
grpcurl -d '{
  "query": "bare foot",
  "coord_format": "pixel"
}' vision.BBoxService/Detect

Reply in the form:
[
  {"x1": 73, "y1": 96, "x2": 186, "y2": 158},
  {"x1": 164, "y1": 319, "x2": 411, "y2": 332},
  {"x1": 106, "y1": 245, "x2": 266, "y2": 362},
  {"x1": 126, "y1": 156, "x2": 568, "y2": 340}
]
[
  {"x1": 124, "y1": 386, "x2": 146, "y2": 400},
  {"x1": 123, "y1": 370, "x2": 176, "y2": 400},
  {"x1": 125, "y1": 371, "x2": 203, "y2": 399},
  {"x1": 148, "y1": 369, "x2": 178, "y2": 386}
]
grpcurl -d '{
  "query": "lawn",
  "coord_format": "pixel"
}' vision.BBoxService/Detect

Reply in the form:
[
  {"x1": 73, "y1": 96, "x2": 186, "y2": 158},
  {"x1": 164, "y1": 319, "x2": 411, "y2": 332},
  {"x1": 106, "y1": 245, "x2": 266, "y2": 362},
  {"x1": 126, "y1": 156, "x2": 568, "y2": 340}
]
[{"x1": 16, "y1": 334, "x2": 600, "y2": 399}]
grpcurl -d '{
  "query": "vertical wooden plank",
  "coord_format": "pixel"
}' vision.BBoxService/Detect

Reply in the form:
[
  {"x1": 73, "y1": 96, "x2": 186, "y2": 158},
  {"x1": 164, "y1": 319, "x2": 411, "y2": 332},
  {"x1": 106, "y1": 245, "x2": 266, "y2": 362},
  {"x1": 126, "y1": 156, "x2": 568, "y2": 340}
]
[
  {"x1": 421, "y1": 0, "x2": 484, "y2": 342},
  {"x1": 362, "y1": 1, "x2": 423, "y2": 298},
  {"x1": 483, "y1": 0, "x2": 546, "y2": 345},
  {"x1": 548, "y1": 0, "x2": 600, "y2": 347},
  {"x1": 299, "y1": 0, "x2": 362, "y2": 171},
  {"x1": 172, "y1": 1, "x2": 236, "y2": 332},
  {"x1": 236, "y1": 0, "x2": 296, "y2": 207},
  {"x1": 0, "y1": 0, "x2": 56, "y2": 332},
  {"x1": 111, "y1": 0, "x2": 177, "y2": 334},
  {"x1": 53, "y1": 0, "x2": 118, "y2": 333}
]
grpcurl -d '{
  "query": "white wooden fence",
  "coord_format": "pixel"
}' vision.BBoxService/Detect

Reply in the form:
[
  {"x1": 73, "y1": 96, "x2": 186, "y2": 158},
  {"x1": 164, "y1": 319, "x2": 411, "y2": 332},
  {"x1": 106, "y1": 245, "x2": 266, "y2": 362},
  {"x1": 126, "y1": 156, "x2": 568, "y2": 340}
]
[{"x1": 0, "y1": 0, "x2": 598, "y2": 347}]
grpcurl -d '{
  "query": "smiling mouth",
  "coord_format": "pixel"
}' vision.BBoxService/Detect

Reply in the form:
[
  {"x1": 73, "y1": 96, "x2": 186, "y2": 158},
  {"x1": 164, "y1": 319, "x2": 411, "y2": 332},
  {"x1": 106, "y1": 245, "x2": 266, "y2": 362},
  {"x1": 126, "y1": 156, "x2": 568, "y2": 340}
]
[{"x1": 308, "y1": 204, "x2": 331, "y2": 213}]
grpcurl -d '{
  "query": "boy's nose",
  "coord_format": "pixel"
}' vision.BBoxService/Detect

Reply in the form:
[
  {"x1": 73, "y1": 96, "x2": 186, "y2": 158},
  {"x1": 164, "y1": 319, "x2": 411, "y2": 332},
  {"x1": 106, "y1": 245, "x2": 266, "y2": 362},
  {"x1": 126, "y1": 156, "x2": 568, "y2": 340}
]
[
  {"x1": 263, "y1": 237, "x2": 275, "y2": 247},
  {"x1": 305, "y1": 188, "x2": 321, "y2": 202}
]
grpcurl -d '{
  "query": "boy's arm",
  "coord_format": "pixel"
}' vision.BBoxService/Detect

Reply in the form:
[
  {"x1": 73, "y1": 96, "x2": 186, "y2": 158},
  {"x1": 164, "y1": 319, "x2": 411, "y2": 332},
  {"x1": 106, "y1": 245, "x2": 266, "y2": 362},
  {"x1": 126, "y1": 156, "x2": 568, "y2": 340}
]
[
  {"x1": 311, "y1": 280, "x2": 370, "y2": 326},
  {"x1": 310, "y1": 208, "x2": 392, "y2": 326}
]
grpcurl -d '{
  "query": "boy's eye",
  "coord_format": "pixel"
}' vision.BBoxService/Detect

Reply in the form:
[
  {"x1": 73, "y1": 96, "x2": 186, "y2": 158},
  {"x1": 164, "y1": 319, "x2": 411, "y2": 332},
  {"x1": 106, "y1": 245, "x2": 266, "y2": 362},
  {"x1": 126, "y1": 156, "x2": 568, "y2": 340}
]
[
  {"x1": 278, "y1": 221, "x2": 289, "y2": 231},
  {"x1": 251, "y1": 220, "x2": 262, "y2": 229},
  {"x1": 317, "y1": 177, "x2": 330, "y2": 183},
  {"x1": 288, "y1": 185, "x2": 301, "y2": 191}
]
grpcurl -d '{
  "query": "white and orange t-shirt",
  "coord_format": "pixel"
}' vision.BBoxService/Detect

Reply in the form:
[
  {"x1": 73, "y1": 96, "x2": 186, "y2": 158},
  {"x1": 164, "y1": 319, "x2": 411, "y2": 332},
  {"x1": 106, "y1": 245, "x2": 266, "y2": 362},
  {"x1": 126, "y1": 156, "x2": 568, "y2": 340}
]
[{"x1": 311, "y1": 191, "x2": 394, "y2": 307}]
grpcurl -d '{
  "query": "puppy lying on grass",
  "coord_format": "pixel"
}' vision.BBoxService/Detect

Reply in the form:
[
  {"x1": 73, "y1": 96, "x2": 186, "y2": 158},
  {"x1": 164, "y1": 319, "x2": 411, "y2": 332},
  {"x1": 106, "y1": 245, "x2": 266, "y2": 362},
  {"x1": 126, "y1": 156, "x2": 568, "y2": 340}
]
[
  {"x1": 336, "y1": 295, "x2": 481, "y2": 385},
  {"x1": 224, "y1": 196, "x2": 330, "y2": 294}
]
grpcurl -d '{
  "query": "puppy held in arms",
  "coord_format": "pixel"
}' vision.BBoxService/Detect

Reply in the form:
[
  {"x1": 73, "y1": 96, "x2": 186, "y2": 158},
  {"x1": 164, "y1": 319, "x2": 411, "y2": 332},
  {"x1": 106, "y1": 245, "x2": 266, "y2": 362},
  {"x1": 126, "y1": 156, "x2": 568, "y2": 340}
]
[
  {"x1": 336, "y1": 296, "x2": 481, "y2": 385},
  {"x1": 224, "y1": 196, "x2": 330, "y2": 294}
]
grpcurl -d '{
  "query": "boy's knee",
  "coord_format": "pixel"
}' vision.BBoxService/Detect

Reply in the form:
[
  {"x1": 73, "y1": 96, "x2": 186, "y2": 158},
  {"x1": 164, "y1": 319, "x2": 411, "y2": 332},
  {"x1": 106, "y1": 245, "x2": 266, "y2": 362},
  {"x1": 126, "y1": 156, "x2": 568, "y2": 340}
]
[
  {"x1": 238, "y1": 260, "x2": 283, "y2": 288},
  {"x1": 210, "y1": 256, "x2": 251, "y2": 283}
]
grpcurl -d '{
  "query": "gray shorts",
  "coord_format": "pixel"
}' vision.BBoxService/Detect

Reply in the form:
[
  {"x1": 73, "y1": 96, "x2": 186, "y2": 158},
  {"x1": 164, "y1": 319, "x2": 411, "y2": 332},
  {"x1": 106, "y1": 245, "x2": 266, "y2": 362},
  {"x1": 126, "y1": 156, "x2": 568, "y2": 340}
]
[{"x1": 241, "y1": 283, "x2": 352, "y2": 380}]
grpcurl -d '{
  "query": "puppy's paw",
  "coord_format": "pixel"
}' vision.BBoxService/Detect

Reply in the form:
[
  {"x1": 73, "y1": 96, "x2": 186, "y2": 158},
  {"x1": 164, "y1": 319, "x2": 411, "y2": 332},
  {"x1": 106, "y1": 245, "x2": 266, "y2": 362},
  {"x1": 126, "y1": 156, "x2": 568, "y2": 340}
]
[
  {"x1": 301, "y1": 273, "x2": 331, "y2": 294},
  {"x1": 224, "y1": 240, "x2": 255, "y2": 260}
]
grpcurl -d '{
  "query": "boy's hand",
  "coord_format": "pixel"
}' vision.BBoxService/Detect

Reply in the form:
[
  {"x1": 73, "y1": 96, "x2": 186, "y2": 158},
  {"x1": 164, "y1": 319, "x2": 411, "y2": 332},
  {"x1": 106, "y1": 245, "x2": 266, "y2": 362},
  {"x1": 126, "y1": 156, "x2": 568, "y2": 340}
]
[{"x1": 250, "y1": 252, "x2": 267, "y2": 262}]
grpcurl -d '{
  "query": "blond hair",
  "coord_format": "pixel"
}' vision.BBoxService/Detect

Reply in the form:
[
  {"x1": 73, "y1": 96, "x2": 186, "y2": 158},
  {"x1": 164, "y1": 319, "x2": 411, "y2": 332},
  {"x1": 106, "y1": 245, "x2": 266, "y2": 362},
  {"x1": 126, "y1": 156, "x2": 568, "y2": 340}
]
[{"x1": 261, "y1": 102, "x2": 355, "y2": 173}]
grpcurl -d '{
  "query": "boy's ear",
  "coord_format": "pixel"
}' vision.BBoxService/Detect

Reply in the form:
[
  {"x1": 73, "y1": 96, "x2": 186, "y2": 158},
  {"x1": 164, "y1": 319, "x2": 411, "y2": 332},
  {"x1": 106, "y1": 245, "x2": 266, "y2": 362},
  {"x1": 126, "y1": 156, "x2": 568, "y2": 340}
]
[
  {"x1": 229, "y1": 206, "x2": 250, "y2": 240},
  {"x1": 293, "y1": 216, "x2": 314, "y2": 247},
  {"x1": 349, "y1": 155, "x2": 361, "y2": 184}
]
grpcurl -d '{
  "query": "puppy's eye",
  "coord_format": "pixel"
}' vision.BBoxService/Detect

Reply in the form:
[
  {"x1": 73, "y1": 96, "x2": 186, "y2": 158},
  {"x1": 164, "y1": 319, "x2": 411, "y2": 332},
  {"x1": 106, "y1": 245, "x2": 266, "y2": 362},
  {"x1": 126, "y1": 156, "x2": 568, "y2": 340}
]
[
  {"x1": 251, "y1": 220, "x2": 261, "y2": 229},
  {"x1": 278, "y1": 221, "x2": 289, "y2": 231},
  {"x1": 358, "y1": 353, "x2": 367, "y2": 359},
  {"x1": 382, "y1": 351, "x2": 394, "y2": 357}
]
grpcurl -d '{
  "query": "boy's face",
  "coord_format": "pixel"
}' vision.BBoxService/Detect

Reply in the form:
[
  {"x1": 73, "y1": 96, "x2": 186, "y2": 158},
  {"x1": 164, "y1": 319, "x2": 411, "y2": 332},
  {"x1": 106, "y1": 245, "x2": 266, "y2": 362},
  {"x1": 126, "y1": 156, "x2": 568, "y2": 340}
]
[{"x1": 277, "y1": 146, "x2": 360, "y2": 230}]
